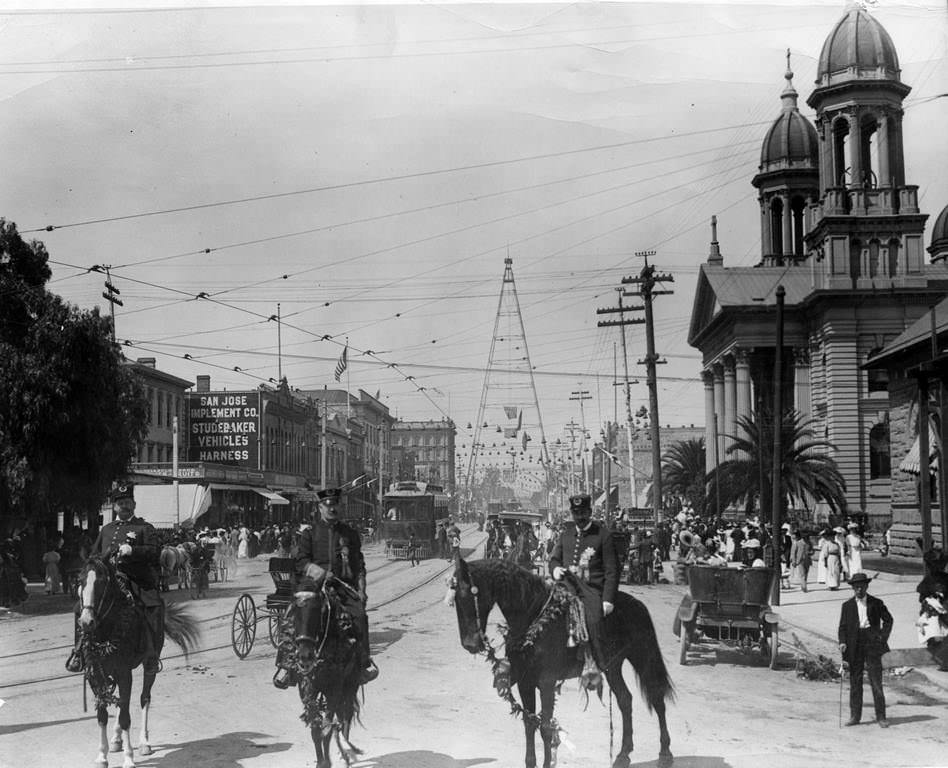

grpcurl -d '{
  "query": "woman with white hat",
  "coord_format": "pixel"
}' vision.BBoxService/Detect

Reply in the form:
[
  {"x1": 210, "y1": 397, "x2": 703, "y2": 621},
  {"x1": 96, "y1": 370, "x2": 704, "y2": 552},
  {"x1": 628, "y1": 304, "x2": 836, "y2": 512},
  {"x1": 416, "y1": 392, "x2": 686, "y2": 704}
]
[
  {"x1": 834, "y1": 526, "x2": 851, "y2": 580},
  {"x1": 845, "y1": 523, "x2": 865, "y2": 575}
]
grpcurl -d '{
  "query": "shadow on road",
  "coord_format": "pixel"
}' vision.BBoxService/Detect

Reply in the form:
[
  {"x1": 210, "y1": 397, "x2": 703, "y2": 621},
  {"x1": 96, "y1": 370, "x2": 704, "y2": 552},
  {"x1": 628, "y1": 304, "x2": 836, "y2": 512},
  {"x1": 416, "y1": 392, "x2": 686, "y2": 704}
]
[
  {"x1": 0, "y1": 714, "x2": 91, "y2": 736},
  {"x1": 354, "y1": 751, "x2": 495, "y2": 768},
  {"x1": 631, "y1": 757, "x2": 732, "y2": 768},
  {"x1": 370, "y1": 626, "x2": 406, "y2": 654},
  {"x1": 155, "y1": 731, "x2": 293, "y2": 767}
]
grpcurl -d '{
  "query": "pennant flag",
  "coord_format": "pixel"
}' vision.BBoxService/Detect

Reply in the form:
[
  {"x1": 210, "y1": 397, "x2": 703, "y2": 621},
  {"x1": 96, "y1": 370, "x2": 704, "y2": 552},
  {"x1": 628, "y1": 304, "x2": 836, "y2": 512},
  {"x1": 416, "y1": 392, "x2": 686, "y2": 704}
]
[
  {"x1": 504, "y1": 405, "x2": 518, "y2": 419},
  {"x1": 334, "y1": 345, "x2": 348, "y2": 382}
]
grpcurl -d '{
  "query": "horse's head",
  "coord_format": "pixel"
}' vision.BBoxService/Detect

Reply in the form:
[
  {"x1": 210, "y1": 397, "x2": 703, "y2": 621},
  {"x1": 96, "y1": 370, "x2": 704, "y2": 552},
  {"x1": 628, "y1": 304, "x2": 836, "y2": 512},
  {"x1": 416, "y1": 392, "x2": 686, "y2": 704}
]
[
  {"x1": 292, "y1": 579, "x2": 330, "y2": 673},
  {"x1": 77, "y1": 556, "x2": 113, "y2": 633},
  {"x1": 449, "y1": 555, "x2": 490, "y2": 654}
]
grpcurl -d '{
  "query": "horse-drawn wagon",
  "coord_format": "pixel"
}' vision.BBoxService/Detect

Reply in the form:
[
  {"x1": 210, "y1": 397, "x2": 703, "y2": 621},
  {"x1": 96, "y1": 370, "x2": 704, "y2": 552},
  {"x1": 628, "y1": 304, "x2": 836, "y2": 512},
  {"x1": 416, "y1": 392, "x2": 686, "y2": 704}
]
[
  {"x1": 675, "y1": 563, "x2": 780, "y2": 668},
  {"x1": 231, "y1": 557, "x2": 296, "y2": 658}
]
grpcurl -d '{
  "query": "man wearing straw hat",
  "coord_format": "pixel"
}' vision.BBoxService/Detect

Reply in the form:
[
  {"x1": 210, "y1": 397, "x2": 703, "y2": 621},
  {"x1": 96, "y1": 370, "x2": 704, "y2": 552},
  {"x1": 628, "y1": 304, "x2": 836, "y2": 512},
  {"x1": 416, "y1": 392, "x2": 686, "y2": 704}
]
[{"x1": 838, "y1": 572, "x2": 893, "y2": 727}]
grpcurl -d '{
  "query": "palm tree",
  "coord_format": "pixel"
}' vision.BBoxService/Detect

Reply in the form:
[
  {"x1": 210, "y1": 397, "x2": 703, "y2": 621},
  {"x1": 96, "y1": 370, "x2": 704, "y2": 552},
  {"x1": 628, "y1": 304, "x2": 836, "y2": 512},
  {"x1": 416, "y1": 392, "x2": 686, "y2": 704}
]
[
  {"x1": 707, "y1": 410, "x2": 847, "y2": 520},
  {"x1": 661, "y1": 437, "x2": 706, "y2": 515}
]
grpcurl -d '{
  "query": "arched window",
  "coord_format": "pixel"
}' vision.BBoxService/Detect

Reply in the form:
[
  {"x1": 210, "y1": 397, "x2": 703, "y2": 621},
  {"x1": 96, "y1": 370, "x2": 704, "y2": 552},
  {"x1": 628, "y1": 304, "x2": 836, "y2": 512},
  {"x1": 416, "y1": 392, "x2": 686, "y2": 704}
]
[
  {"x1": 833, "y1": 117, "x2": 851, "y2": 187},
  {"x1": 869, "y1": 423, "x2": 890, "y2": 479},
  {"x1": 887, "y1": 238, "x2": 900, "y2": 277},
  {"x1": 791, "y1": 195, "x2": 807, "y2": 256}
]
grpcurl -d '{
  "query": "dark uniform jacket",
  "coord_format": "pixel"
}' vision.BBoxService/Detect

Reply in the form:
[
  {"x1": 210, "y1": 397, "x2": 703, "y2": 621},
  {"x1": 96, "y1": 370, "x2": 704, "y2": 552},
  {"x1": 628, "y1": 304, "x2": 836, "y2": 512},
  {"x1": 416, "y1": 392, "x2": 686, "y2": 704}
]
[
  {"x1": 296, "y1": 518, "x2": 366, "y2": 590},
  {"x1": 549, "y1": 520, "x2": 618, "y2": 605},
  {"x1": 838, "y1": 593, "x2": 893, "y2": 665},
  {"x1": 91, "y1": 516, "x2": 161, "y2": 603}
]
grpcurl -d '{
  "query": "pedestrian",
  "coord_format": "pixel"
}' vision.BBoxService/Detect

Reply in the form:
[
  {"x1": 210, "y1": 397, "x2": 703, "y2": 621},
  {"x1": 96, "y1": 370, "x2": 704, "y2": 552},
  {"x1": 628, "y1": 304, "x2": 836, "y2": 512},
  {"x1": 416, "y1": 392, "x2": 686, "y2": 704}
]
[
  {"x1": 789, "y1": 529, "x2": 812, "y2": 592},
  {"x1": 43, "y1": 539, "x2": 63, "y2": 595},
  {"x1": 819, "y1": 529, "x2": 842, "y2": 590},
  {"x1": 838, "y1": 572, "x2": 893, "y2": 728},
  {"x1": 835, "y1": 526, "x2": 851, "y2": 580},
  {"x1": 846, "y1": 523, "x2": 865, "y2": 575},
  {"x1": 407, "y1": 529, "x2": 419, "y2": 567}
]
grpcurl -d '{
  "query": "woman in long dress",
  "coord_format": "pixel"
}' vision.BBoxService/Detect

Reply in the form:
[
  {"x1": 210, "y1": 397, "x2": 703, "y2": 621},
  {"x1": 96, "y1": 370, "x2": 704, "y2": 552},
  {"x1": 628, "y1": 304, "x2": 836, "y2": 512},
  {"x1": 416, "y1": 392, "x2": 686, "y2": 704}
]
[
  {"x1": 43, "y1": 547, "x2": 62, "y2": 595},
  {"x1": 834, "y1": 527, "x2": 851, "y2": 580},
  {"x1": 237, "y1": 525, "x2": 249, "y2": 559},
  {"x1": 846, "y1": 526, "x2": 865, "y2": 574},
  {"x1": 819, "y1": 530, "x2": 842, "y2": 589},
  {"x1": 816, "y1": 529, "x2": 827, "y2": 584}
]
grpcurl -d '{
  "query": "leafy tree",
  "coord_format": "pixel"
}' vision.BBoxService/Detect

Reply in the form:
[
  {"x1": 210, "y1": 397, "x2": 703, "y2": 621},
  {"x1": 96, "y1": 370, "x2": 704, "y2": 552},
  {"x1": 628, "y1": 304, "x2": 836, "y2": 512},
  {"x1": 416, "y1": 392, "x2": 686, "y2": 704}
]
[
  {"x1": 661, "y1": 437, "x2": 706, "y2": 515},
  {"x1": 0, "y1": 220, "x2": 148, "y2": 531},
  {"x1": 706, "y1": 410, "x2": 847, "y2": 521}
]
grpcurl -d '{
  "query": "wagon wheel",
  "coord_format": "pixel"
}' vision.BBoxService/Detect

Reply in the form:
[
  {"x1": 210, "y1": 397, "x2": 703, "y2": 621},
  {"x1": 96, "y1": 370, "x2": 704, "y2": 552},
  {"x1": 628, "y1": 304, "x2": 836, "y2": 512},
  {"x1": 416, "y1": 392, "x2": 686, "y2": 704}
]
[
  {"x1": 231, "y1": 594, "x2": 257, "y2": 659},
  {"x1": 679, "y1": 623, "x2": 691, "y2": 665},
  {"x1": 768, "y1": 626, "x2": 779, "y2": 670},
  {"x1": 268, "y1": 605, "x2": 287, "y2": 647}
]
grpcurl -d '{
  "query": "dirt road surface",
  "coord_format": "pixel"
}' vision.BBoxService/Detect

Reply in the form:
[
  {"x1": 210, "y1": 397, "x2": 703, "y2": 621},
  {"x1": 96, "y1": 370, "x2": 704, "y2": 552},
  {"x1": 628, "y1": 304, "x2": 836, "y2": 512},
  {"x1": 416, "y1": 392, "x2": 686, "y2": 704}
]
[{"x1": 1, "y1": 534, "x2": 945, "y2": 768}]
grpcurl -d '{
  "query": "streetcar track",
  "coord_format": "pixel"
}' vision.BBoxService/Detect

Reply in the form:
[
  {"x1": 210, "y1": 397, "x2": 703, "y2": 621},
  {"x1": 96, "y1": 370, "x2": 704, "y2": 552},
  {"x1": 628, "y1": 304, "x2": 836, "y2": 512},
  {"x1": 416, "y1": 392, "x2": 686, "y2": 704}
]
[{"x1": 0, "y1": 533, "x2": 487, "y2": 690}]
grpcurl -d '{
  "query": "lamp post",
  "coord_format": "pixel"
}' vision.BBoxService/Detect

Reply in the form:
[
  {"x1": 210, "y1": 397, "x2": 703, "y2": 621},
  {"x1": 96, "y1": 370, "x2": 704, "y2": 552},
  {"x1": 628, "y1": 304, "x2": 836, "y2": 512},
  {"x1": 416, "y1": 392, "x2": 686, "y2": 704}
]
[{"x1": 770, "y1": 285, "x2": 785, "y2": 606}]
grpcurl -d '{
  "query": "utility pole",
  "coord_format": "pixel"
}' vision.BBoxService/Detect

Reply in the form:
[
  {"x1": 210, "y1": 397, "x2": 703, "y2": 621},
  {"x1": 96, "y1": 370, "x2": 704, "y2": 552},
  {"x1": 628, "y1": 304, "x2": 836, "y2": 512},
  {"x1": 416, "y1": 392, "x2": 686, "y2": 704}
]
[
  {"x1": 564, "y1": 420, "x2": 581, "y2": 495},
  {"x1": 597, "y1": 289, "x2": 643, "y2": 511},
  {"x1": 771, "y1": 285, "x2": 785, "y2": 606},
  {"x1": 623, "y1": 252, "x2": 674, "y2": 527},
  {"x1": 100, "y1": 266, "x2": 123, "y2": 344},
  {"x1": 569, "y1": 387, "x2": 592, "y2": 494},
  {"x1": 320, "y1": 385, "x2": 328, "y2": 490}
]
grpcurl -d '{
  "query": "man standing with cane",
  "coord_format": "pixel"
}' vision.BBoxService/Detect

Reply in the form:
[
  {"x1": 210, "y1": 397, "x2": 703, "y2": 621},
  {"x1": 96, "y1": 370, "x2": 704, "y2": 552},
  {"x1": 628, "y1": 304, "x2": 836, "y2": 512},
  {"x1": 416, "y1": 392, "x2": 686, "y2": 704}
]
[{"x1": 838, "y1": 572, "x2": 893, "y2": 727}]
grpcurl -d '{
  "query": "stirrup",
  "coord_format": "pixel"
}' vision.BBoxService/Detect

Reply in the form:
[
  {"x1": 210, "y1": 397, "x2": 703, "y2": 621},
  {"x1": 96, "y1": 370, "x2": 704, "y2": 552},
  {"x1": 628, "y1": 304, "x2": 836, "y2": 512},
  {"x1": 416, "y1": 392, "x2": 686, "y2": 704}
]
[{"x1": 273, "y1": 667, "x2": 297, "y2": 689}]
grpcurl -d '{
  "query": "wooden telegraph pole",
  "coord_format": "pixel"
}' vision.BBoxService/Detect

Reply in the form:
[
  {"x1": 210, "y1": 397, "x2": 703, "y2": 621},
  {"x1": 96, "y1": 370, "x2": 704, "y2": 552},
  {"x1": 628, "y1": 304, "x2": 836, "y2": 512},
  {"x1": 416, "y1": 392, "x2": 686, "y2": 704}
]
[{"x1": 623, "y1": 253, "x2": 674, "y2": 526}]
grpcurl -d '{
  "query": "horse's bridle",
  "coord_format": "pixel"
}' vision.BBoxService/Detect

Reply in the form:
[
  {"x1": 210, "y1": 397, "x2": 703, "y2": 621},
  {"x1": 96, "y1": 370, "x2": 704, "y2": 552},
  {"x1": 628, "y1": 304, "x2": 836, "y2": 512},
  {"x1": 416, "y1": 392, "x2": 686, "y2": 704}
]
[
  {"x1": 79, "y1": 559, "x2": 118, "y2": 628},
  {"x1": 292, "y1": 588, "x2": 333, "y2": 669}
]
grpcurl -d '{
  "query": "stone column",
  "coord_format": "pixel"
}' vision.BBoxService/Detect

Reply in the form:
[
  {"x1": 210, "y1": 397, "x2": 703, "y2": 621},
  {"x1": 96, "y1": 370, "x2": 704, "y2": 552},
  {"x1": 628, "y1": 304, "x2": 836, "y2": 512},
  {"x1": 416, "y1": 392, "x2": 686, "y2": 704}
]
[
  {"x1": 724, "y1": 355, "x2": 737, "y2": 455},
  {"x1": 848, "y1": 110, "x2": 862, "y2": 187},
  {"x1": 793, "y1": 348, "x2": 811, "y2": 423},
  {"x1": 782, "y1": 194, "x2": 793, "y2": 257},
  {"x1": 713, "y1": 364, "x2": 726, "y2": 465},
  {"x1": 761, "y1": 204, "x2": 771, "y2": 261},
  {"x1": 877, "y1": 111, "x2": 890, "y2": 186},
  {"x1": 735, "y1": 349, "x2": 752, "y2": 457},
  {"x1": 703, "y1": 370, "x2": 716, "y2": 473}
]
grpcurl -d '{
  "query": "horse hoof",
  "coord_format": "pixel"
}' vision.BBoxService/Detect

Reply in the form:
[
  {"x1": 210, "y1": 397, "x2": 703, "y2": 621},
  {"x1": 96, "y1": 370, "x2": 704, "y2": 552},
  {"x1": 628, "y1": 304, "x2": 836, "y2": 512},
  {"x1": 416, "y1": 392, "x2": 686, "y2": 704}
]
[
  {"x1": 611, "y1": 756, "x2": 631, "y2": 768},
  {"x1": 139, "y1": 744, "x2": 152, "y2": 756},
  {"x1": 110, "y1": 740, "x2": 123, "y2": 753}
]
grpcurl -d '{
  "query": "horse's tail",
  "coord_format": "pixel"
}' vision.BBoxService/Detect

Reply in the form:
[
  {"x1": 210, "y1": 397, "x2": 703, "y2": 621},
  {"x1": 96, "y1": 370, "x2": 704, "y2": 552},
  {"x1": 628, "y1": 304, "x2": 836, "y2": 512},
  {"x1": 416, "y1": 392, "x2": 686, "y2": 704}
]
[
  {"x1": 617, "y1": 594, "x2": 675, "y2": 713},
  {"x1": 164, "y1": 603, "x2": 202, "y2": 660}
]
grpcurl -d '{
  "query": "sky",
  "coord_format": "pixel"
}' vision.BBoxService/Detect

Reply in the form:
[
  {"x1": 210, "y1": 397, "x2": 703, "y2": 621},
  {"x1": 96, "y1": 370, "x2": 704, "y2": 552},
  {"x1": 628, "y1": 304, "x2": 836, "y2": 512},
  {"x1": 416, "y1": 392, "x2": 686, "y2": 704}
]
[{"x1": 0, "y1": 0, "x2": 946, "y2": 477}]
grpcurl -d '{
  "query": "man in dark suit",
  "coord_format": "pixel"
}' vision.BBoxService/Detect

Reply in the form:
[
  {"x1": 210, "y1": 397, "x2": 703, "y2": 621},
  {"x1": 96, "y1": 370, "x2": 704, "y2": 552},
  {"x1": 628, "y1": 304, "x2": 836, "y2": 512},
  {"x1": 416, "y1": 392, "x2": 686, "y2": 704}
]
[
  {"x1": 273, "y1": 487, "x2": 378, "y2": 689},
  {"x1": 66, "y1": 482, "x2": 163, "y2": 674},
  {"x1": 549, "y1": 493, "x2": 619, "y2": 673},
  {"x1": 838, "y1": 572, "x2": 893, "y2": 727}
]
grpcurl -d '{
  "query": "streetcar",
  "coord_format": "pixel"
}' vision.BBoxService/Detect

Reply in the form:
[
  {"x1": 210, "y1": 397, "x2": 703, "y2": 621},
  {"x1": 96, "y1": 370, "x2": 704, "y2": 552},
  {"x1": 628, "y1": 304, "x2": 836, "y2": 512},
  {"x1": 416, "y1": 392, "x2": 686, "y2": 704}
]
[{"x1": 380, "y1": 481, "x2": 450, "y2": 560}]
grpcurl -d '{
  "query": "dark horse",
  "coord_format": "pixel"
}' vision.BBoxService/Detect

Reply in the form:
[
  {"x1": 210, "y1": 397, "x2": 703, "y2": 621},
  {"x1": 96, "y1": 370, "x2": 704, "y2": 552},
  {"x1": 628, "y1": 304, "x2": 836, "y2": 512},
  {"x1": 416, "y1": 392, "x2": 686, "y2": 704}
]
[
  {"x1": 287, "y1": 578, "x2": 364, "y2": 768},
  {"x1": 77, "y1": 556, "x2": 200, "y2": 767},
  {"x1": 451, "y1": 555, "x2": 674, "y2": 768}
]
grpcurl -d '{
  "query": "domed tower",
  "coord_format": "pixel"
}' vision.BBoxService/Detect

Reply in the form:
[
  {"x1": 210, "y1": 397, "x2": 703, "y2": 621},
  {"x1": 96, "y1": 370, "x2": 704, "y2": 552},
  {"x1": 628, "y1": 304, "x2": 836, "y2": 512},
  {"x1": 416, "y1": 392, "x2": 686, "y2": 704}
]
[
  {"x1": 752, "y1": 51, "x2": 819, "y2": 266},
  {"x1": 929, "y1": 205, "x2": 948, "y2": 263},
  {"x1": 805, "y1": 5, "x2": 928, "y2": 288}
]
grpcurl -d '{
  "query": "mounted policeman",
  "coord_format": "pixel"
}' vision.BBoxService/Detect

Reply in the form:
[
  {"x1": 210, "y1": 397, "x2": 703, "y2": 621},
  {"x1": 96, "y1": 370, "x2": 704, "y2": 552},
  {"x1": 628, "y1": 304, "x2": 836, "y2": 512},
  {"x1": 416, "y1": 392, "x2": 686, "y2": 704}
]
[{"x1": 66, "y1": 482, "x2": 164, "y2": 674}]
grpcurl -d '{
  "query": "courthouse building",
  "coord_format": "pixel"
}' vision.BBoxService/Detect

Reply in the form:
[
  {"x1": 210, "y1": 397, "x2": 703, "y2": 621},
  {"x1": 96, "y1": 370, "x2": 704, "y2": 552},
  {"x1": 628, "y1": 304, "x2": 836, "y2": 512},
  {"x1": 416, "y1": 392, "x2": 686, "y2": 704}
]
[{"x1": 688, "y1": 7, "x2": 948, "y2": 532}]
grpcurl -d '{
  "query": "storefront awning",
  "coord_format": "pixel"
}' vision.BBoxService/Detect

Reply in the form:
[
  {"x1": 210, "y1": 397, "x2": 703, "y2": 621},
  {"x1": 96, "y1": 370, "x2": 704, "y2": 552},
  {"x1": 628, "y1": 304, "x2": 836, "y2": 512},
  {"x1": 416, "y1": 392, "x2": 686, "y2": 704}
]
[
  {"x1": 899, "y1": 420, "x2": 940, "y2": 475},
  {"x1": 130, "y1": 484, "x2": 211, "y2": 529},
  {"x1": 254, "y1": 488, "x2": 289, "y2": 505}
]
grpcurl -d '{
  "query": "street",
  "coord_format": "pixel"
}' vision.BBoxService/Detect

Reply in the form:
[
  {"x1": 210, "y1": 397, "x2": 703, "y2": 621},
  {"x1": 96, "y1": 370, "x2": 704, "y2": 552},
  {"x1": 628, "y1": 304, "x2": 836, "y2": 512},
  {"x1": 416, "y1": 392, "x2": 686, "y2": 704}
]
[{"x1": 1, "y1": 532, "x2": 946, "y2": 768}]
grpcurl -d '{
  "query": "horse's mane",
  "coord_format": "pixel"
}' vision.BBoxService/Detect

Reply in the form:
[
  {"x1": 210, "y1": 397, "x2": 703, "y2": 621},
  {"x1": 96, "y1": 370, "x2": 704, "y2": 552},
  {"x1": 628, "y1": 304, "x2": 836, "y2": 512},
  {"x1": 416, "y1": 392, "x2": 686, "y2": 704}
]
[{"x1": 467, "y1": 557, "x2": 549, "y2": 606}]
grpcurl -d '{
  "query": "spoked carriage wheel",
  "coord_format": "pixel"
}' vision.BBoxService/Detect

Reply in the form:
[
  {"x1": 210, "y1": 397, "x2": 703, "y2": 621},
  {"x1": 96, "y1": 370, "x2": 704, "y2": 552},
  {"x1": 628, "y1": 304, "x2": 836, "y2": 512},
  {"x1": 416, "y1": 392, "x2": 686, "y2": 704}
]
[
  {"x1": 231, "y1": 593, "x2": 257, "y2": 659},
  {"x1": 269, "y1": 605, "x2": 287, "y2": 648}
]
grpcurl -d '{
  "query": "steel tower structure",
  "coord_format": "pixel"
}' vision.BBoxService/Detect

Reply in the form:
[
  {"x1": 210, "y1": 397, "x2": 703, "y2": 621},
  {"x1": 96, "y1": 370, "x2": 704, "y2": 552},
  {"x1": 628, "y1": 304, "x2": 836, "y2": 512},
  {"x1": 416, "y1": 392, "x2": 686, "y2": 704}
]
[{"x1": 465, "y1": 257, "x2": 550, "y2": 504}]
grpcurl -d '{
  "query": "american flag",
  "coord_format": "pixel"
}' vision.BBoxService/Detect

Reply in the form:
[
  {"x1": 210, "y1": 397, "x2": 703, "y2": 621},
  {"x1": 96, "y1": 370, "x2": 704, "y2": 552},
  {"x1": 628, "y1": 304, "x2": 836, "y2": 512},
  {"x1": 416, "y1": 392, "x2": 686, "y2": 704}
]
[{"x1": 334, "y1": 345, "x2": 348, "y2": 382}]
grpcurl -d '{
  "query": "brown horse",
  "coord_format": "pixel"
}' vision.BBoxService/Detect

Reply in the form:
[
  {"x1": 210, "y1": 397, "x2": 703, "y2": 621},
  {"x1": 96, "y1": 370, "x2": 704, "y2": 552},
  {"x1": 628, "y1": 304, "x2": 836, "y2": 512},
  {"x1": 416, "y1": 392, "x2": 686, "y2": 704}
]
[
  {"x1": 450, "y1": 555, "x2": 674, "y2": 768},
  {"x1": 285, "y1": 578, "x2": 364, "y2": 768},
  {"x1": 76, "y1": 556, "x2": 200, "y2": 767}
]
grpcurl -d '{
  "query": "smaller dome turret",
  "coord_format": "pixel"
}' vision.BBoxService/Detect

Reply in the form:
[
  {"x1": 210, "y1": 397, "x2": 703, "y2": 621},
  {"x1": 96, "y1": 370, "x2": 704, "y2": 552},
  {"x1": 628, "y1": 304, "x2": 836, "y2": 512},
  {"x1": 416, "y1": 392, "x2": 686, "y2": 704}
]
[
  {"x1": 929, "y1": 204, "x2": 948, "y2": 263},
  {"x1": 758, "y1": 52, "x2": 818, "y2": 174}
]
